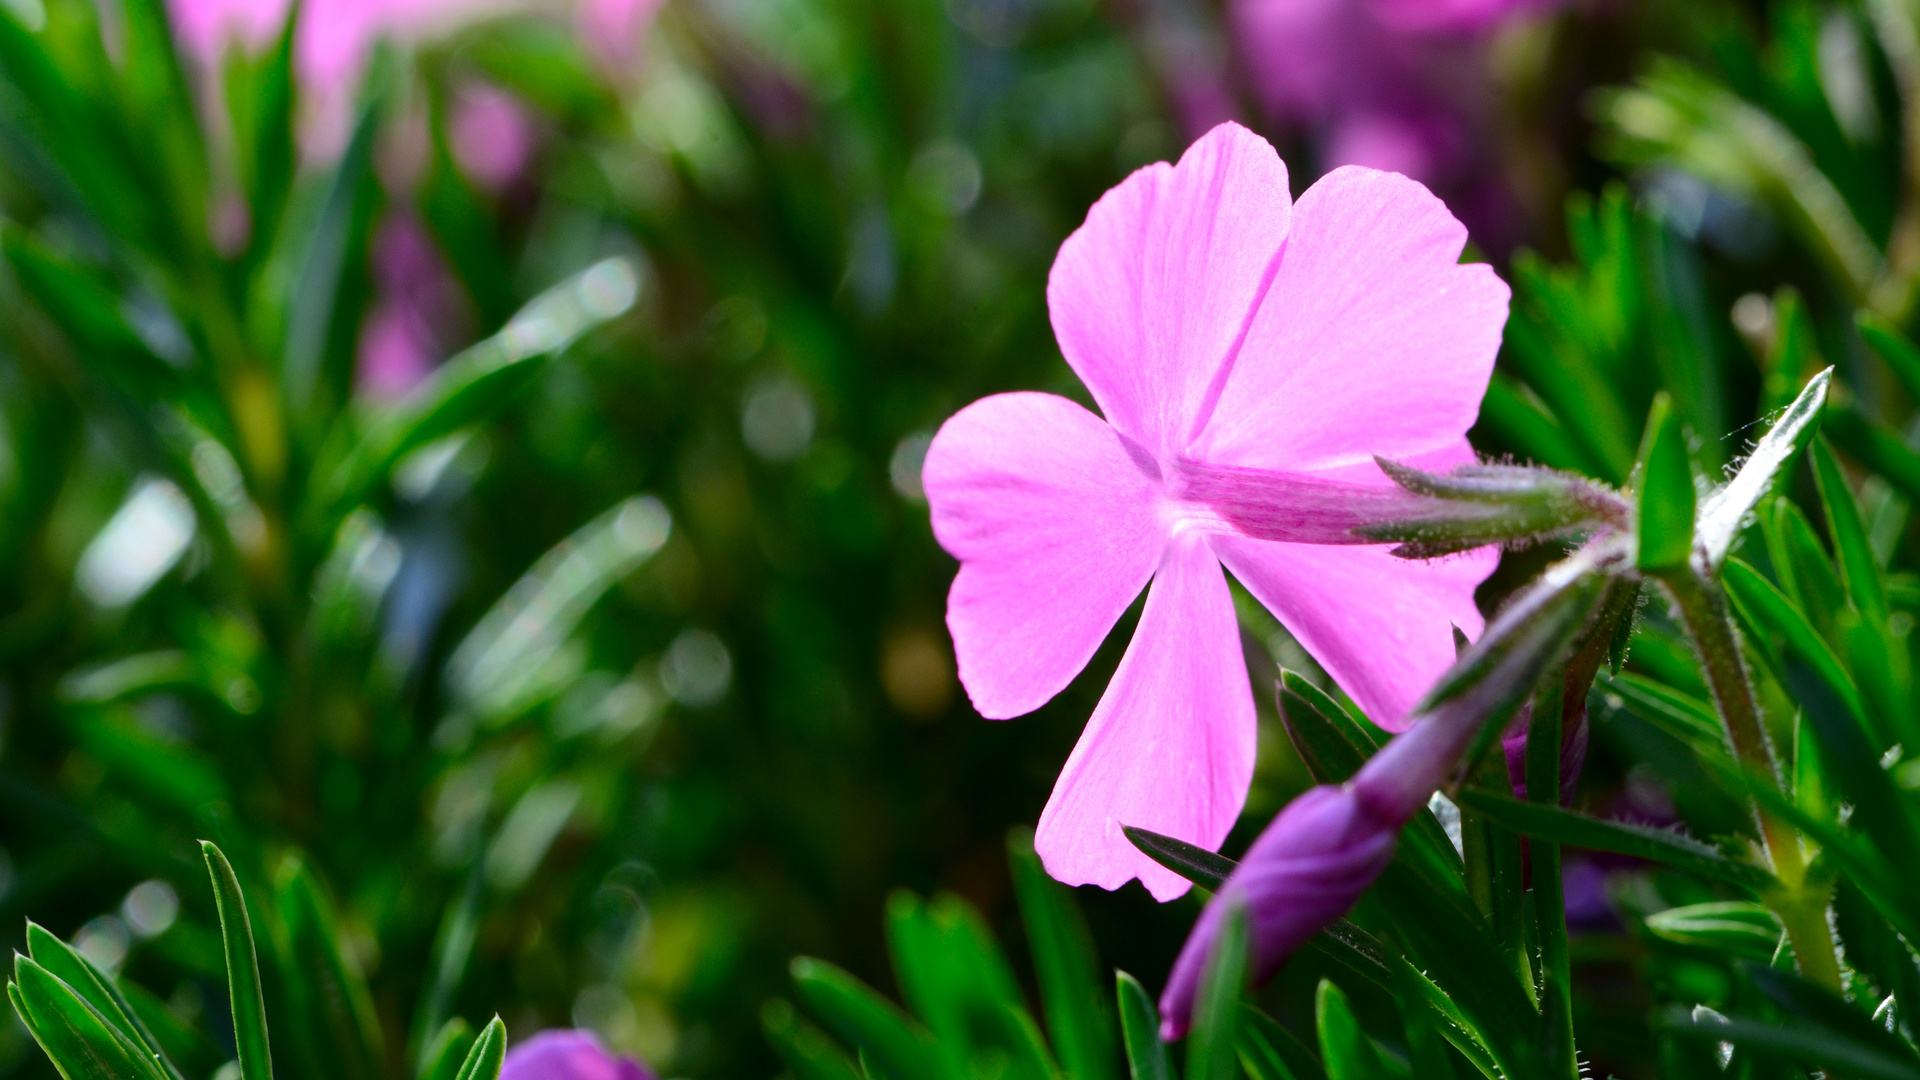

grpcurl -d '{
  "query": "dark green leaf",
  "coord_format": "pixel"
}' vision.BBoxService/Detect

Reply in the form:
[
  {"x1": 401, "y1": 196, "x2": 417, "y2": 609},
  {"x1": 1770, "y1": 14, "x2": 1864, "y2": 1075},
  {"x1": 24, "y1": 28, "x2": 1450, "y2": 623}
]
[
  {"x1": 23, "y1": 923, "x2": 179, "y2": 1080},
  {"x1": 1115, "y1": 972, "x2": 1171, "y2": 1080},
  {"x1": 762, "y1": 999, "x2": 865, "y2": 1080},
  {"x1": 450, "y1": 1018, "x2": 505, "y2": 1080},
  {"x1": 309, "y1": 257, "x2": 641, "y2": 523},
  {"x1": 1009, "y1": 829, "x2": 1116, "y2": 1080},
  {"x1": 790, "y1": 958, "x2": 942, "y2": 1080},
  {"x1": 1595, "y1": 672, "x2": 1731, "y2": 765},
  {"x1": 1122, "y1": 827, "x2": 1231, "y2": 892},
  {"x1": 1857, "y1": 311, "x2": 1920, "y2": 405},
  {"x1": 274, "y1": 855, "x2": 385, "y2": 1080},
  {"x1": 1723, "y1": 558, "x2": 1869, "y2": 728},
  {"x1": 1644, "y1": 902, "x2": 1782, "y2": 960},
  {"x1": 120, "y1": 983, "x2": 223, "y2": 1080},
  {"x1": 1763, "y1": 497, "x2": 1849, "y2": 644},
  {"x1": 1184, "y1": 901, "x2": 1246, "y2": 1080},
  {"x1": 415, "y1": 1020, "x2": 473, "y2": 1080},
  {"x1": 1812, "y1": 437, "x2": 1889, "y2": 623},
  {"x1": 1452, "y1": 788, "x2": 1772, "y2": 890},
  {"x1": 1299, "y1": 922, "x2": 1392, "y2": 996},
  {"x1": 885, "y1": 889, "x2": 1053, "y2": 1080},
  {"x1": 1636, "y1": 392, "x2": 1696, "y2": 571},
  {"x1": 1824, "y1": 406, "x2": 1920, "y2": 505},
  {"x1": 202, "y1": 842, "x2": 273, "y2": 1080},
  {"x1": 1666, "y1": 1005, "x2": 1920, "y2": 1079},
  {"x1": 10, "y1": 955, "x2": 169, "y2": 1080},
  {"x1": 1238, "y1": 1005, "x2": 1323, "y2": 1080},
  {"x1": 1746, "y1": 964, "x2": 1920, "y2": 1065},
  {"x1": 1314, "y1": 980, "x2": 1406, "y2": 1080}
]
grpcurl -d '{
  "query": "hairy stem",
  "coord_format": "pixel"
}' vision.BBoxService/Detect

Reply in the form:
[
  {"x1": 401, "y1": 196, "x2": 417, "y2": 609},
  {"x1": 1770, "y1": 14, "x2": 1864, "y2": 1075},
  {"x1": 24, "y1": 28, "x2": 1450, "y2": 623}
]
[{"x1": 1659, "y1": 568, "x2": 1843, "y2": 991}]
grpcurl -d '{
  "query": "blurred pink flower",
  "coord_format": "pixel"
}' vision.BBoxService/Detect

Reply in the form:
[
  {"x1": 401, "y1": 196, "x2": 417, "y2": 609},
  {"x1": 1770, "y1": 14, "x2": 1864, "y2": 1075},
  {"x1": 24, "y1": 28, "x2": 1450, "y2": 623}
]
[
  {"x1": 577, "y1": 0, "x2": 665, "y2": 71},
  {"x1": 922, "y1": 123, "x2": 1506, "y2": 901},
  {"x1": 167, "y1": 0, "x2": 660, "y2": 154},
  {"x1": 1232, "y1": 0, "x2": 1564, "y2": 246},
  {"x1": 1372, "y1": 0, "x2": 1562, "y2": 30},
  {"x1": 168, "y1": 0, "x2": 287, "y2": 59},
  {"x1": 451, "y1": 80, "x2": 539, "y2": 193},
  {"x1": 500, "y1": 1031, "x2": 653, "y2": 1080},
  {"x1": 355, "y1": 213, "x2": 463, "y2": 399}
]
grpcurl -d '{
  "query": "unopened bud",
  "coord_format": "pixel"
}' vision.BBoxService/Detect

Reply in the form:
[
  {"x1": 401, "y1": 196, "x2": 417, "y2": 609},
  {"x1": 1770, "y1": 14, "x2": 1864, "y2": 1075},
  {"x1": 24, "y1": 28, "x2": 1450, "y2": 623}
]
[{"x1": 1358, "y1": 459, "x2": 1628, "y2": 558}]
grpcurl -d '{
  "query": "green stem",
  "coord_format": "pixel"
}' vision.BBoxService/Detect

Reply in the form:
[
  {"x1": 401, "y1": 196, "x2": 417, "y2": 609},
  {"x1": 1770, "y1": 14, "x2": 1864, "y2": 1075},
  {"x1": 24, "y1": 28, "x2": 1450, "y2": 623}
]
[
  {"x1": 1526, "y1": 673, "x2": 1576, "y2": 1078},
  {"x1": 1659, "y1": 568, "x2": 1843, "y2": 991}
]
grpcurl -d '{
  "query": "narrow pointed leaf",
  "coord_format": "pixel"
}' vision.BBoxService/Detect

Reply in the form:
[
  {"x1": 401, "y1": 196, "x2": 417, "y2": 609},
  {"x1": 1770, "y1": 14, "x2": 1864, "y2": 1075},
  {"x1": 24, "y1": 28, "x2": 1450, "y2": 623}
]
[
  {"x1": 1636, "y1": 392, "x2": 1695, "y2": 571},
  {"x1": 1696, "y1": 368, "x2": 1829, "y2": 568},
  {"x1": 450, "y1": 1018, "x2": 506, "y2": 1080},
  {"x1": 1644, "y1": 902, "x2": 1782, "y2": 960},
  {"x1": 312, "y1": 257, "x2": 642, "y2": 520},
  {"x1": 1115, "y1": 972, "x2": 1171, "y2": 1080},
  {"x1": 1811, "y1": 437, "x2": 1889, "y2": 623},
  {"x1": 1723, "y1": 559, "x2": 1869, "y2": 726},
  {"x1": 1858, "y1": 312, "x2": 1920, "y2": 404},
  {"x1": 416, "y1": 1019, "x2": 473, "y2": 1080},
  {"x1": 789, "y1": 958, "x2": 941, "y2": 1080},
  {"x1": 1185, "y1": 901, "x2": 1247, "y2": 1080},
  {"x1": 1824, "y1": 406, "x2": 1920, "y2": 504},
  {"x1": 23, "y1": 923, "x2": 181, "y2": 1080},
  {"x1": 11, "y1": 956, "x2": 169, "y2": 1080},
  {"x1": 762, "y1": 1000, "x2": 865, "y2": 1080},
  {"x1": 1009, "y1": 829, "x2": 1116, "y2": 1080},
  {"x1": 1239, "y1": 1004, "x2": 1324, "y2": 1080},
  {"x1": 1122, "y1": 827, "x2": 1233, "y2": 892},
  {"x1": 274, "y1": 855, "x2": 385, "y2": 1080},
  {"x1": 1314, "y1": 980, "x2": 1405, "y2": 1080},
  {"x1": 202, "y1": 842, "x2": 272, "y2": 1080},
  {"x1": 1452, "y1": 788, "x2": 1772, "y2": 890},
  {"x1": 1667, "y1": 1006, "x2": 1920, "y2": 1079}
]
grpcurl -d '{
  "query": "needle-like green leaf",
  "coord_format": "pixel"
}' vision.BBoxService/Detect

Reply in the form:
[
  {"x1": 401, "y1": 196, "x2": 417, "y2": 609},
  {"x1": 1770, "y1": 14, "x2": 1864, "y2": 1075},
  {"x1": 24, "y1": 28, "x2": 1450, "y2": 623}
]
[
  {"x1": 202, "y1": 842, "x2": 272, "y2": 1080},
  {"x1": 1636, "y1": 392, "x2": 1696, "y2": 572},
  {"x1": 1115, "y1": 972, "x2": 1171, "y2": 1080},
  {"x1": 450, "y1": 1018, "x2": 506, "y2": 1080}
]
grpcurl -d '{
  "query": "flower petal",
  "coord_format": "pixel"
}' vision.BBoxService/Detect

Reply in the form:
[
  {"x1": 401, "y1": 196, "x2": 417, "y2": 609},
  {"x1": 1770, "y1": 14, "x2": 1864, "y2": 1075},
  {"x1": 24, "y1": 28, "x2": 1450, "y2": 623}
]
[
  {"x1": 1212, "y1": 454, "x2": 1494, "y2": 732},
  {"x1": 925, "y1": 392, "x2": 1168, "y2": 719},
  {"x1": 1047, "y1": 122, "x2": 1292, "y2": 455},
  {"x1": 1035, "y1": 534, "x2": 1255, "y2": 901},
  {"x1": 1192, "y1": 165, "x2": 1509, "y2": 472}
]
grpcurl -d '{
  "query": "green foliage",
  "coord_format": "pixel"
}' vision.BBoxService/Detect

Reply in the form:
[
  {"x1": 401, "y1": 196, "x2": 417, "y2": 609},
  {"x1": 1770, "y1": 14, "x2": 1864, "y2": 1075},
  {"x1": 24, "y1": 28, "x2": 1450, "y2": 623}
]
[
  {"x1": 21, "y1": 1, "x2": 1920, "y2": 1079},
  {"x1": 10, "y1": 843, "x2": 507, "y2": 1080}
]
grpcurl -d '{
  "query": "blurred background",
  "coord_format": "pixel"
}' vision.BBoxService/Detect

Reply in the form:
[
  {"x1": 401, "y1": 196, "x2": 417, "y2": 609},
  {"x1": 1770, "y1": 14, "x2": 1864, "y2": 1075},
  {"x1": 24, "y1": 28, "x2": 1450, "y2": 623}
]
[{"x1": 0, "y1": 0, "x2": 1909, "y2": 1076}]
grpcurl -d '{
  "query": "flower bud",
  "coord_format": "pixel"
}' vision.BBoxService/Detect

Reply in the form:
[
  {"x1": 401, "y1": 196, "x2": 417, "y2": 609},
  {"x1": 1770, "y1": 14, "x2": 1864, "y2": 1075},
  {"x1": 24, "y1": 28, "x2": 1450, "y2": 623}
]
[
  {"x1": 500, "y1": 1031, "x2": 654, "y2": 1080},
  {"x1": 1357, "y1": 459, "x2": 1628, "y2": 558},
  {"x1": 1155, "y1": 547, "x2": 1618, "y2": 1039},
  {"x1": 1501, "y1": 706, "x2": 1589, "y2": 806},
  {"x1": 1157, "y1": 785, "x2": 1397, "y2": 1039}
]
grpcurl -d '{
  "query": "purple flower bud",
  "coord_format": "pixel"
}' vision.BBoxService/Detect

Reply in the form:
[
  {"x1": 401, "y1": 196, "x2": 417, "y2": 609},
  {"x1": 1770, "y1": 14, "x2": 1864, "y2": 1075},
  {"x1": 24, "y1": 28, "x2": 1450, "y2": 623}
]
[
  {"x1": 499, "y1": 1031, "x2": 654, "y2": 1080},
  {"x1": 1157, "y1": 785, "x2": 1397, "y2": 1040},
  {"x1": 1155, "y1": 548, "x2": 1615, "y2": 1039},
  {"x1": 1501, "y1": 705, "x2": 1588, "y2": 806}
]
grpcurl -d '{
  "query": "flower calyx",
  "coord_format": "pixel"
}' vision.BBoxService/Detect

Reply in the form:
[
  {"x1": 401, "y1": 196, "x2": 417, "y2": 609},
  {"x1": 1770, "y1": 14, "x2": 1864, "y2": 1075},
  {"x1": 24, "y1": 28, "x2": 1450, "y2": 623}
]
[{"x1": 1355, "y1": 458, "x2": 1630, "y2": 559}]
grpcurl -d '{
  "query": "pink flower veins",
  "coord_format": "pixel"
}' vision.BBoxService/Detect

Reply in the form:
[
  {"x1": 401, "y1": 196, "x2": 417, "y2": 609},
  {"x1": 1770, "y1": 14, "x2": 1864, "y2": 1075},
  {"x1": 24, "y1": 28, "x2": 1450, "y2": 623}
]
[{"x1": 921, "y1": 122, "x2": 1508, "y2": 900}]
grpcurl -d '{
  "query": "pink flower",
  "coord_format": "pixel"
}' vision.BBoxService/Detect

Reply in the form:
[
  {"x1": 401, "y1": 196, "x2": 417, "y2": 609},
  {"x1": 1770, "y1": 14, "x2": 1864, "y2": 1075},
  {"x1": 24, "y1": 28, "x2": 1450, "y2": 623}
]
[
  {"x1": 355, "y1": 213, "x2": 464, "y2": 398},
  {"x1": 921, "y1": 122, "x2": 1507, "y2": 900},
  {"x1": 450, "y1": 81, "x2": 540, "y2": 193},
  {"x1": 500, "y1": 1031, "x2": 653, "y2": 1080},
  {"x1": 167, "y1": 0, "x2": 661, "y2": 157},
  {"x1": 576, "y1": 0, "x2": 665, "y2": 71}
]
